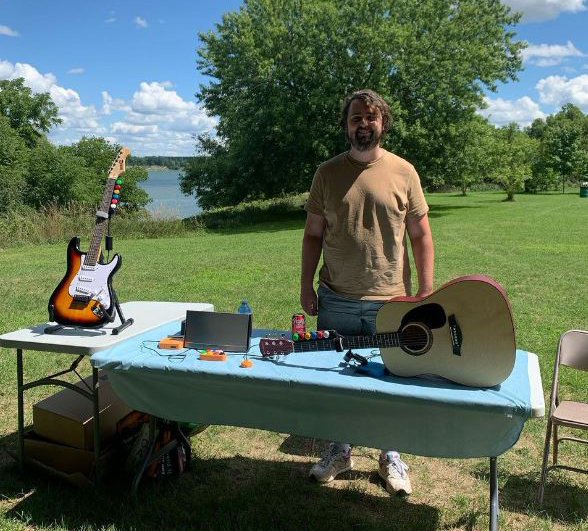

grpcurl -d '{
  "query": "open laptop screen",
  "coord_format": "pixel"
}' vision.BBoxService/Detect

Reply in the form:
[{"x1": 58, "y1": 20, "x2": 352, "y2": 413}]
[{"x1": 183, "y1": 310, "x2": 251, "y2": 352}]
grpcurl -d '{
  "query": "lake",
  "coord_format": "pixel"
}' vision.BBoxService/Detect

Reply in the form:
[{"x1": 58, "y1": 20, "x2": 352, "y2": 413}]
[{"x1": 139, "y1": 170, "x2": 202, "y2": 219}]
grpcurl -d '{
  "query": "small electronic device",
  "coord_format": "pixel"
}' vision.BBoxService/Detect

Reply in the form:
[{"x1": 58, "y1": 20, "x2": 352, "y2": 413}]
[
  {"x1": 184, "y1": 310, "x2": 252, "y2": 352},
  {"x1": 158, "y1": 337, "x2": 184, "y2": 350},
  {"x1": 198, "y1": 349, "x2": 227, "y2": 361}
]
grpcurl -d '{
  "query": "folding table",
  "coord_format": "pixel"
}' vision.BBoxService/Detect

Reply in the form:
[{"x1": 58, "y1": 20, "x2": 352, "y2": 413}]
[
  {"x1": 0, "y1": 301, "x2": 214, "y2": 483},
  {"x1": 91, "y1": 320, "x2": 545, "y2": 530}
]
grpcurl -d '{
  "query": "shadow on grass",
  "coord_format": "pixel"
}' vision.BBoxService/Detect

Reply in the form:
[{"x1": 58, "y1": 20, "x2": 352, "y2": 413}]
[
  {"x1": 427, "y1": 204, "x2": 479, "y2": 219},
  {"x1": 472, "y1": 467, "x2": 588, "y2": 524},
  {"x1": 2, "y1": 452, "x2": 440, "y2": 531}
]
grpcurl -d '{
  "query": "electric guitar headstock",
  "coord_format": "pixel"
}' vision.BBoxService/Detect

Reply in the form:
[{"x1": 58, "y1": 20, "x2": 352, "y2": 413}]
[
  {"x1": 108, "y1": 147, "x2": 131, "y2": 180},
  {"x1": 106, "y1": 147, "x2": 130, "y2": 212}
]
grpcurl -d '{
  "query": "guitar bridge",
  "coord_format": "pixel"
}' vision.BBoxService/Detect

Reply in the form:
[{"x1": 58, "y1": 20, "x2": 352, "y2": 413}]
[
  {"x1": 72, "y1": 294, "x2": 90, "y2": 303},
  {"x1": 448, "y1": 314, "x2": 462, "y2": 356}
]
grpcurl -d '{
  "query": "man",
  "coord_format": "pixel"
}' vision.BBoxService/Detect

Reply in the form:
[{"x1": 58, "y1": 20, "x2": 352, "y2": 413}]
[{"x1": 300, "y1": 89, "x2": 434, "y2": 496}]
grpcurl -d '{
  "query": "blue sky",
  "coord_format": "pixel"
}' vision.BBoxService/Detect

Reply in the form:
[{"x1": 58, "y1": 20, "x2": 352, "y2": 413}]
[{"x1": 1, "y1": 0, "x2": 587, "y2": 156}]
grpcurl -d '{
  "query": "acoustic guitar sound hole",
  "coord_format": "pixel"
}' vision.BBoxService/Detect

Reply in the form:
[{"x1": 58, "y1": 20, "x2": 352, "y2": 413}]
[{"x1": 399, "y1": 322, "x2": 433, "y2": 356}]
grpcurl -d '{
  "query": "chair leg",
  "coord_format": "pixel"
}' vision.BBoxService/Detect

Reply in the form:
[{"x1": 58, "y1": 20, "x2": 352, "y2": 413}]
[
  {"x1": 552, "y1": 424, "x2": 559, "y2": 466},
  {"x1": 538, "y1": 418, "x2": 553, "y2": 504}
]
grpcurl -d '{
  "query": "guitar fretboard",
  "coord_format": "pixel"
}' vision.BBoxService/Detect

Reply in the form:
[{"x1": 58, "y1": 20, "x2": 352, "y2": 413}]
[
  {"x1": 292, "y1": 332, "x2": 401, "y2": 353},
  {"x1": 85, "y1": 178, "x2": 117, "y2": 266}
]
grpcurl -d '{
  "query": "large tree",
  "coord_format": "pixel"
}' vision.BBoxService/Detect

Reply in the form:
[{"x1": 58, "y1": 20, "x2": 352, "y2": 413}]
[
  {"x1": 183, "y1": 0, "x2": 524, "y2": 208},
  {"x1": 536, "y1": 104, "x2": 588, "y2": 193},
  {"x1": 0, "y1": 78, "x2": 61, "y2": 148}
]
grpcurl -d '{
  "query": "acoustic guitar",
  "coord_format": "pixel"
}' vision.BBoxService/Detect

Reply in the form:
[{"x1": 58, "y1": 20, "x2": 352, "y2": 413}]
[
  {"x1": 260, "y1": 276, "x2": 516, "y2": 387},
  {"x1": 48, "y1": 148, "x2": 130, "y2": 327}
]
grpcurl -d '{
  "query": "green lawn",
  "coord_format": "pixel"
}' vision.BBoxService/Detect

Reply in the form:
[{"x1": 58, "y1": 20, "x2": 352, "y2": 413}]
[{"x1": 1, "y1": 191, "x2": 588, "y2": 531}]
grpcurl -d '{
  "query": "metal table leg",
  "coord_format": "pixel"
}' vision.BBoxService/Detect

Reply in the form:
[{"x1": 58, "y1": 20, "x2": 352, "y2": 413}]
[
  {"x1": 490, "y1": 456, "x2": 498, "y2": 531},
  {"x1": 92, "y1": 367, "x2": 101, "y2": 486},
  {"x1": 16, "y1": 349, "x2": 24, "y2": 471}
]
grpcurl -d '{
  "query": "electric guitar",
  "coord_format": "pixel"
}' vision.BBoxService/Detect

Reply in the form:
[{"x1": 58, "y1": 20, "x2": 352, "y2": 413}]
[
  {"x1": 259, "y1": 276, "x2": 516, "y2": 387},
  {"x1": 48, "y1": 148, "x2": 130, "y2": 327}
]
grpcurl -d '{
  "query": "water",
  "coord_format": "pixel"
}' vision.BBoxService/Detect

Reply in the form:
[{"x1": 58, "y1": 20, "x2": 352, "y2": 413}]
[{"x1": 139, "y1": 170, "x2": 201, "y2": 219}]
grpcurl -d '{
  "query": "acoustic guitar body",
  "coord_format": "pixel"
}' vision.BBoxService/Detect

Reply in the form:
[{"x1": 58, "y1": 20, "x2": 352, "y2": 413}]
[
  {"x1": 48, "y1": 237, "x2": 121, "y2": 327},
  {"x1": 376, "y1": 275, "x2": 516, "y2": 387}
]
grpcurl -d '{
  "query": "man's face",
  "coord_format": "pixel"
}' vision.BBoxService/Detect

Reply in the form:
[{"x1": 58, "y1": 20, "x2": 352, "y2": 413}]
[{"x1": 346, "y1": 99, "x2": 383, "y2": 151}]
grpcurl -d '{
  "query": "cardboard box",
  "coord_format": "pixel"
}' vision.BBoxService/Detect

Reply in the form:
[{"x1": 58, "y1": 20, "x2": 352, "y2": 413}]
[
  {"x1": 24, "y1": 431, "x2": 121, "y2": 487},
  {"x1": 33, "y1": 372, "x2": 132, "y2": 450}
]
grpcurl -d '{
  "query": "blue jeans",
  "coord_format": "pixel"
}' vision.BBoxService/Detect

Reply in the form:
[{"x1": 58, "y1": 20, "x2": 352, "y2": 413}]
[
  {"x1": 317, "y1": 285, "x2": 385, "y2": 335},
  {"x1": 317, "y1": 285, "x2": 395, "y2": 458}
]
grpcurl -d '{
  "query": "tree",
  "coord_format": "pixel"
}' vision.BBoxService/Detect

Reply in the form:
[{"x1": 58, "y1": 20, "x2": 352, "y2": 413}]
[
  {"x1": 540, "y1": 104, "x2": 588, "y2": 193},
  {"x1": 0, "y1": 115, "x2": 29, "y2": 214},
  {"x1": 65, "y1": 137, "x2": 151, "y2": 212},
  {"x1": 0, "y1": 78, "x2": 61, "y2": 148},
  {"x1": 488, "y1": 123, "x2": 537, "y2": 201},
  {"x1": 445, "y1": 116, "x2": 494, "y2": 196},
  {"x1": 183, "y1": 0, "x2": 524, "y2": 208}
]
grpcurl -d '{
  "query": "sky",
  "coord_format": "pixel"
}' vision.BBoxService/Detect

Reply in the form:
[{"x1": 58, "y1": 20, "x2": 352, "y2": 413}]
[{"x1": 1, "y1": 0, "x2": 588, "y2": 156}]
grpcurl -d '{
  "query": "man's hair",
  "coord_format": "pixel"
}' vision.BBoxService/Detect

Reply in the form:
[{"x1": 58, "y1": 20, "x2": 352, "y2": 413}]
[{"x1": 340, "y1": 89, "x2": 391, "y2": 134}]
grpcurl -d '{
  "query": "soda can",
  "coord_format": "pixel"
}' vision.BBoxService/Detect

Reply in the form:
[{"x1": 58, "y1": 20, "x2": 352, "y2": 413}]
[{"x1": 292, "y1": 313, "x2": 306, "y2": 336}]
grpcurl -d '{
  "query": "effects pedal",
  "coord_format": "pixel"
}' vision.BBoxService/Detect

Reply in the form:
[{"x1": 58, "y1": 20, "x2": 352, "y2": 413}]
[{"x1": 158, "y1": 337, "x2": 184, "y2": 350}]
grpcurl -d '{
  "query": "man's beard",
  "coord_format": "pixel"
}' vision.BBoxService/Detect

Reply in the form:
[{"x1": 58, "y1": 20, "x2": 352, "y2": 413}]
[{"x1": 347, "y1": 128, "x2": 382, "y2": 151}]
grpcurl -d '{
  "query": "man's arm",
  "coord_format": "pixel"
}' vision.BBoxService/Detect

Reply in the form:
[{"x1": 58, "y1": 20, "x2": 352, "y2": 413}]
[
  {"x1": 300, "y1": 212, "x2": 325, "y2": 316},
  {"x1": 406, "y1": 213, "x2": 434, "y2": 298}
]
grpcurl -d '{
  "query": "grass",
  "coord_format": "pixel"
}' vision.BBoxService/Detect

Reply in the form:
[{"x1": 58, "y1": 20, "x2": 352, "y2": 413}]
[{"x1": 1, "y1": 191, "x2": 588, "y2": 530}]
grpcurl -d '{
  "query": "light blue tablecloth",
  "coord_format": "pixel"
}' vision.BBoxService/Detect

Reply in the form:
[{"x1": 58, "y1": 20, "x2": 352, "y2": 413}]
[{"x1": 91, "y1": 321, "x2": 539, "y2": 458}]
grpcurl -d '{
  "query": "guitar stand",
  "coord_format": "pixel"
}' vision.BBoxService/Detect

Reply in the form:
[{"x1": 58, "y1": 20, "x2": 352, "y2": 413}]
[{"x1": 45, "y1": 290, "x2": 134, "y2": 335}]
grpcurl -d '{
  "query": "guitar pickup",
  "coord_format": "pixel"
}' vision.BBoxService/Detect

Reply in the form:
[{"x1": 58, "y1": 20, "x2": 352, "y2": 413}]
[
  {"x1": 81, "y1": 265, "x2": 96, "y2": 272},
  {"x1": 75, "y1": 286, "x2": 91, "y2": 295},
  {"x1": 78, "y1": 275, "x2": 94, "y2": 282}
]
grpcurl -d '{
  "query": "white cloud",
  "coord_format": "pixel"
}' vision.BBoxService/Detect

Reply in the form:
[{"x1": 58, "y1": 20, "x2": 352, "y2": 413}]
[
  {"x1": 105, "y1": 17, "x2": 116, "y2": 23},
  {"x1": 134, "y1": 16, "x2": 148, "y2": 28},
  {"x1": 105, "y1": 81, "x2": 217, "y2": 154},
  {"x1": 67, "y1": 68, "x2": 84, "y2": 75},
  {"x1": 536, "y1": 74, "x2": 588, "y2": 110},
  {"x1": 0, "y1": 59, "x2": 102, "y2": 137},
  {"x1": 522, "y1": 41, "x2": 585, "y2": 66},
  {"x1": 478, "y1": 96, "x2": 546, "y2": 126},
  {"x1": 502, "y1": 0, "x2": 586, "y2": 22},
  {"x1": 0, "y1": 24, "x2": 19, "y2": 37},
  {"x1": 0, "y1": 59, "x2": 216, "y2": 155},
  {"x1": 101, "y1": 91, "x2": 131, "y2": 115}
]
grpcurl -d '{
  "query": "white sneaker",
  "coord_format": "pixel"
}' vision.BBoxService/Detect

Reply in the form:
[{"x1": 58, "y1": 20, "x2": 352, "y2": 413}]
[
  {"x1": 378, "y1": 452, "x2": 412, "y2": 495},
  {"x1": 309, "y1": 443, "x2": 354, "y2": 483}
]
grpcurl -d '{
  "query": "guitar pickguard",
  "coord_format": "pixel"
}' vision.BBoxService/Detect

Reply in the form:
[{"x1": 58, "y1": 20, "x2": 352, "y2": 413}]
[
  {"x1": 68, "y1": 253, "x2": 119, "y2": 310},
  {"x1": 400, "y1": 303, "x2": 446, "y2": 330}
]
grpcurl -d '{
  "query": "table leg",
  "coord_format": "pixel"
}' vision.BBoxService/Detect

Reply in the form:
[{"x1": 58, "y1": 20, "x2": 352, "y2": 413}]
[
  {"x1": 93, "y1": 367, "x2": 101, "y2": 486},
  {"x1": 490, "y1": 456, "x2": 498, "y2": 531},
  {"x1": 16, "y1": 349, "x2": 24, "y2": 471}
]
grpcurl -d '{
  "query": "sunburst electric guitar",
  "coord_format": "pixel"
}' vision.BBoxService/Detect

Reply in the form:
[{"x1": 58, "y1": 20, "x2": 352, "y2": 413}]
[
  {"x1": 48, "y1": 148, "x2": 130, "y2": 327},
  {"x1": 260, "y1": 276, "x2": 516, "y2": 387}
]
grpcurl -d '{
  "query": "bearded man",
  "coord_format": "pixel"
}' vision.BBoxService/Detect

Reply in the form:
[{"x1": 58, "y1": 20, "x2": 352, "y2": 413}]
[{"x1": 300, "y1": 89, "x2": 434, "y2": 496}]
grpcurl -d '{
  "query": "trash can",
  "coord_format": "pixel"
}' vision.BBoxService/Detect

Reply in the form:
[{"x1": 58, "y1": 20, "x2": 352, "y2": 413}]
[{"x1": 581, "y1": 182, "x2": 588, "y2": 198}]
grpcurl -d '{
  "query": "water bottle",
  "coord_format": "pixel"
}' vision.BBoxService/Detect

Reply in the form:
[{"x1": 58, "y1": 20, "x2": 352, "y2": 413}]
[{"x1": 237, "y1": 299, "x2": 252, "y2": 315}]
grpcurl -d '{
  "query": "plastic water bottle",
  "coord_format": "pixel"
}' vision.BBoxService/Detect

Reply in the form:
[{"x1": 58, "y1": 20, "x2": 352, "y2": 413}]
[{"x1": 237, "y1": 299, "x2": 252, "y2": 315}]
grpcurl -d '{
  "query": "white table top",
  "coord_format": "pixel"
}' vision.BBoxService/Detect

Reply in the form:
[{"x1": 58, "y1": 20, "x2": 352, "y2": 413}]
[{"x1": 0, "y1": 301, "x2": 214, "y2": 355}]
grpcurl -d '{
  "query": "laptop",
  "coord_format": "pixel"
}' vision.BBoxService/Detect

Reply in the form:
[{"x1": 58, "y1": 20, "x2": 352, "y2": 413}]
[{"x1": 183, "y1": 310, "x2": 252, "y2": 352}]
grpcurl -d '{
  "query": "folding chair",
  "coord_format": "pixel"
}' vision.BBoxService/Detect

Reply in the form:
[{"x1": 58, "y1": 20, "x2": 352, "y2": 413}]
[{"x1": 538, "y1": 329, "x2": 588, "y2": 504}]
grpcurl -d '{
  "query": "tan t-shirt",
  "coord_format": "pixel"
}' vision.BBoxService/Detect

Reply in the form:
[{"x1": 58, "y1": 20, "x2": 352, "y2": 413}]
[{"x1": 305, "y1": 149, "x2": 429, "y2": 300}]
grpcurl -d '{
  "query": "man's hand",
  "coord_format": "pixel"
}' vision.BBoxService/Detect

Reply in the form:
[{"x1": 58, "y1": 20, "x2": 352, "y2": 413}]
[{"x1": 300, "y1": 287, "x2": 318, "y2": 316}]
